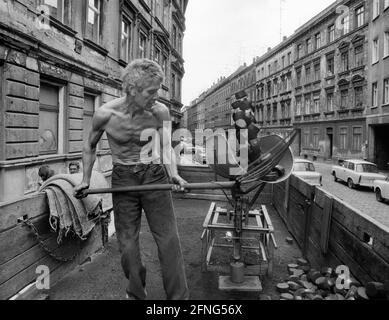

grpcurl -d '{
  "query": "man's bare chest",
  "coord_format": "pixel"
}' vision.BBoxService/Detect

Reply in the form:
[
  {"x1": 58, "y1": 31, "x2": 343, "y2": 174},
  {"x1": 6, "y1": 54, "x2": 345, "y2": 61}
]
[{"x1": 105, "y1": 112, "x2": 160, "y2": 145}]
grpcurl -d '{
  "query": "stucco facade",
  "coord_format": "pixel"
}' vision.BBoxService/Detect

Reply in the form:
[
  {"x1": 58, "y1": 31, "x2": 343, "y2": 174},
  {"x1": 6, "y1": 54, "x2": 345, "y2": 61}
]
[{"x1": 0, "y1": 0, "x2": 188, "y2": 202}]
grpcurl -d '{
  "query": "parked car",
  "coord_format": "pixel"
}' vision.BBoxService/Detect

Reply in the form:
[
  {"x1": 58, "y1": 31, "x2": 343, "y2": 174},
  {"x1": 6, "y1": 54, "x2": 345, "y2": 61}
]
[
  {"x1": 374, "y1": 176, "x2": 389, "y2": 203},
  {"x1": 292, "y1": 159, "x2": 322, "y2": 186},
  {"x1": 194, "y1": 146, "x2": 207, "y2": 165},
  {"x1": 332, "y1": 159, "x2": 386, "y2": 189}
]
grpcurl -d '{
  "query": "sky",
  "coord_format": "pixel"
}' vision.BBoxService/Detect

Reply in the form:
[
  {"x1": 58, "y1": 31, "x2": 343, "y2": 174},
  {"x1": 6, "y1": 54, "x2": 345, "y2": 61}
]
[{"x1": 182, "y1": 0, "x2": 336, "y2": 106}]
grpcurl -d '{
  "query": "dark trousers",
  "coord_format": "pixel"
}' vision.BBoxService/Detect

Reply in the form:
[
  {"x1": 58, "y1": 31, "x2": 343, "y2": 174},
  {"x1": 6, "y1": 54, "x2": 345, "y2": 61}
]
[{"x1": 112, "y1": 164, "x2": 189, "y2": 300}]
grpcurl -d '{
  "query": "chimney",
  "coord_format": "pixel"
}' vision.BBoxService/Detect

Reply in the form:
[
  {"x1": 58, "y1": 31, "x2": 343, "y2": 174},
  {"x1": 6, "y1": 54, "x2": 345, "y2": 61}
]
[
  {"x1": 267, "y1": 47, "x2": 272, "y2": 52},
  {"x1": 283, "y1": 36, "x2": 287, "y2": 41}
]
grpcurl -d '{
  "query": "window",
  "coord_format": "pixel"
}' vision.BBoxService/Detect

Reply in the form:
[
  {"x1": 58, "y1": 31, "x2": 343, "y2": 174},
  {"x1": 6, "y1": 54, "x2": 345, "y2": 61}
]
[
  {"x1": 305, "y1": 95, "x2": 311, "y2": 114},
  {"x1": 314, "y1": 63, "x2": 320, "y2": 81},
  {"x1": 83, "y1": 94, "x2": 97, "y2": 142},
  {"x1": 315, "y1": 33, "x2": 321, "y2": 49},
  {"x1": 328, "y1": 24, "x2": 335, "y2": 43},
  {"x1": 285, "y1": 101, "x2": 291, "y2": 118},
  {"x1": 273, "y1": 79, "x2": 278, "y2": 96},
  {"x1": 296, "y1": 69, "x2": 302, "y2": 86},
  {"x1": 154, "y1": 46, "x2": 161, "y2": 64},
  {"x1": 177, "y1": 77, "x2": 182, "y2": 101},
  {"x1": 161, "y1": 54, "x2": 168, "y2": 79},
  {"x1": 352, "y1": 127, "x2": 362, "y2": 151},
  {"x1": 327, "y1": 92, "x2": 334, "y2": 112},
  {"x1": 327, "y1": 56, "x2": 334, "y2": 75},
  {"x1": 287, "y1": 52, "x2": 292, "y2": 65},
  {"x1": 340, "y1": 89, "x2": 349, "y2": 109},
  {"x1": 297, "y1": 44, "x2": 303, "y2": 59},
  {"x1": 372, "y1": 82, "x2": 378, "y2": 107},
  {"x1": 306, "y1": 38, "x2": 313, "y2": 54},
  {"x1": 39, "y1": 83, "x2": 60, "y2": 155},
  {"x1": 266, "y1": 105, "x2": 271, "y2": 121},
  {"x1": 313, "y1": 128, "x2": 319, "y2": 148},
  {"x1": 373, "y1": 0, "x2": 380, "y2": 19},
  {"x1": 296, "y1": 96, "x2": 302, "y2": 116},
  {"x1": 171, "y1": 73, "x2": 176, "y2": 98},
  {"x1": 354, "y1": 45, "x2": 364, "y2": 67},
  {"x1": 267, "y1": 82, "x2": 271, "y2": 98},
  {"x1": 384, "y1": 79, "x2": 389, "y2": 104},
  {"x1": 139, "y1": 31, "x2": 147, "y2": 58},
  {"x1": 282, "y1": 56, "x2": 285, "y2": 68},
  {"x1": 305, "y1": 65, "x2": 311, "y2": 83},
  {"x1": 355, "y1": 6, "x2": 364, "y2": 28},
  {"x1": 272, "y1": 104, "x2": 278, "y2": 121},
  {"x1": 121, "y1": 19, "x2": 132, "y2": 62},
  {"x1": 354, "y1": 86, "x2": 363, "y2": 108},
  {"x1": 342, "y1": 15, "x2": 350, "y2": 35},
  {"x1": 162, "y1": 0, "x2": 170, "y2": 29},
  {"x1": 372, "y1": 39, "x2": 379, "y2": 64},
  {"x1": 155, "y1": 0, "x2": 163, "y2": 22},
  {"x1": 303, "y1": 130, "x2": 310, "y2": 147},
  {"x1": 86, "y1": 0, "x2": 101, "y2": 43},
  {"x1": 341, "y1": 52, "x2": 349, "y2": 72},
  {"x1": 287, "y1": 74, "x2": 292, "y2": 91},
  {"x1": 178, "y1": 33, "x2": 182, "y2": 54},
  {"x1": 384, "y1": 32, "x2": 389, "y2": 57},
  {"x1": 40, "y1": 0, "x2": 71, "y2": 25},
  {"x1": 339, "y1": 128, "x2": 348, "y2": 150},
  {"x1": 172, "y1": 25, "x2": 177, "y2": 49},
  {"x1": 313, "y1": 96, "x2": 320, "y2": 114}
]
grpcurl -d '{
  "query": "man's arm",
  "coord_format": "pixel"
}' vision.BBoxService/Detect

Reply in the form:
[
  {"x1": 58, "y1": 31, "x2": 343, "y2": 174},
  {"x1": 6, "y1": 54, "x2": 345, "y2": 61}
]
[
  {"x1": 74, "y1": 108, "x2": 110, "y2": 198},
  {"x1": 154, "y1": 104, "x2": 187, "y2": 191}
]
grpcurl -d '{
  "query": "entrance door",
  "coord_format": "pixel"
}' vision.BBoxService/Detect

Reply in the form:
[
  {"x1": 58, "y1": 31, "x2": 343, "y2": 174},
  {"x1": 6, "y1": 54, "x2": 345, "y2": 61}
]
[
  {"x1": 374, "y1": 125, "x2": 389, "y2": 170},
  {"x1": 326, "y1": 128, "x2": 334, "y2": 159}
]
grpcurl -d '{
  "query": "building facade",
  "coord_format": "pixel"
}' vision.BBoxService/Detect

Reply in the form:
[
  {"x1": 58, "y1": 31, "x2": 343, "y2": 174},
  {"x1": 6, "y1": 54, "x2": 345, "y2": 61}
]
[
  {"x1": 0, "y1": 0, "x2": 188, "y2": 202},
  {"x1": 366, "y1": 0, "x2": 389, "y2": 169},
  {"x1": 289, "y1": 0, "x2": 370, "y2": 163},
  {"x1": 187, "y1": 0, "x2": 388, "y2": 169}
]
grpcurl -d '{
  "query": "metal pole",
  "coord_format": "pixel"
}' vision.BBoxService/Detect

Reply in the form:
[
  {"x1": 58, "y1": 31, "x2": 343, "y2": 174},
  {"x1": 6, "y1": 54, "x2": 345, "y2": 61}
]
[{"x1": 83, "y1": 181, "x2": 236, "y2": 195}]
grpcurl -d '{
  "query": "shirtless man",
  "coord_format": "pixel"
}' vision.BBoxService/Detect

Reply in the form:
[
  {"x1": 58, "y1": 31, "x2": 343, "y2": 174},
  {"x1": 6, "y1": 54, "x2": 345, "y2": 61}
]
[{"x1": 74, "y1": 59, "x2": 189, "y2": 300}]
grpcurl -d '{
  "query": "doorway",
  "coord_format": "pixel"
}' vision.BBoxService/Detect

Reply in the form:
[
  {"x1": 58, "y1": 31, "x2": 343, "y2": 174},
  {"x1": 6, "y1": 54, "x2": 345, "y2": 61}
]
[
  {"x1": 374, "y1": 124, "x2": 389, "y2": 170},
  {"x1": 326, "y1": 128, "x2": 333, "y2": 159}
]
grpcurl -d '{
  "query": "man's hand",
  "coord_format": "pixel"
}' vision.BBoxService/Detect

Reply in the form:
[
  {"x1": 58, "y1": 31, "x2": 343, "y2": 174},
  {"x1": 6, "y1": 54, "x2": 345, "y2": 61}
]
[
  {"x1": 171, "y1": 175, "x2": 187, "y2": 193},
  {"x1": 74, "y1": 182, "x2": 90, "y2": 199}
]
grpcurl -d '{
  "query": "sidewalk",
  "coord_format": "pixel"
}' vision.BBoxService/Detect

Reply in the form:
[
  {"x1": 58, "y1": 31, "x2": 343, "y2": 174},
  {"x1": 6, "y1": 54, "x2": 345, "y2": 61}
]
[{"x1": 41, "y1": 198, "x2": 302, "y2": 300}]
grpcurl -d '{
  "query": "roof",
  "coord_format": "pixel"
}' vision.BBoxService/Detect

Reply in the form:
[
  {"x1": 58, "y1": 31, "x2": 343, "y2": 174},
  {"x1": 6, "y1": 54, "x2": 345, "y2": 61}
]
[
  {"x1": 343, "y1": 159, "x2": 376, "y2": 165},
  {"x1": 294, "y1": 159, "x2": 313, "y2": 164}
]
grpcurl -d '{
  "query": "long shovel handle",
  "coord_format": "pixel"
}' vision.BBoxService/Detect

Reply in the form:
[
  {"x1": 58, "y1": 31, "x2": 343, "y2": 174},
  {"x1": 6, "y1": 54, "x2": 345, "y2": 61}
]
[{"x1": 83, "y1": 181, "x2": 236, "y2": 195}]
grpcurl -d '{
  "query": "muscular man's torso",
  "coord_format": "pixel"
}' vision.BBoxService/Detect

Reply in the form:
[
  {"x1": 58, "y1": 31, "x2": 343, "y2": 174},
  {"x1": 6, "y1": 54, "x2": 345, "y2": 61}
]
[{"x1": 101, "y1": 97, "x2": 165, "y2": 165}]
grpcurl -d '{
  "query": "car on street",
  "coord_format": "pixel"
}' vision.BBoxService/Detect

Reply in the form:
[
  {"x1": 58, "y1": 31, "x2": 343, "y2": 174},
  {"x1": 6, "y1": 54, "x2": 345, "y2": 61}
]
[
  {"x1": 332, "y1": 159, "x2": 386, "y2": 189},
  {"x1": 374, "y1": 176, "x2": 389, "y2": 203},
  {"x1": 292, "y1": 159, "x2": 322, "y2": 186}
]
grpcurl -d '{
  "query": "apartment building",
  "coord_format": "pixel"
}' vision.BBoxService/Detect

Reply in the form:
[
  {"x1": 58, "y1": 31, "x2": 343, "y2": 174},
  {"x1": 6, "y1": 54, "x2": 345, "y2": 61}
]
[
  {"x1": 0, "y1": 0, "x2": 188, "y2": 202},
  {"x1": 188, "y1": 0, "x2": 388, "y2": 166},
  {"x1": 366, "y1": 0, "x2": 389, "y2": 169}
]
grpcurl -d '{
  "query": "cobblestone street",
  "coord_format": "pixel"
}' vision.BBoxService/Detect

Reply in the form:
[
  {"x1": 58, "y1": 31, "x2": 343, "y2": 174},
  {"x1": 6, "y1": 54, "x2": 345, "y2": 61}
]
[{"x1": 314, "y1": 162, "x2": 389, "y2": 228}]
